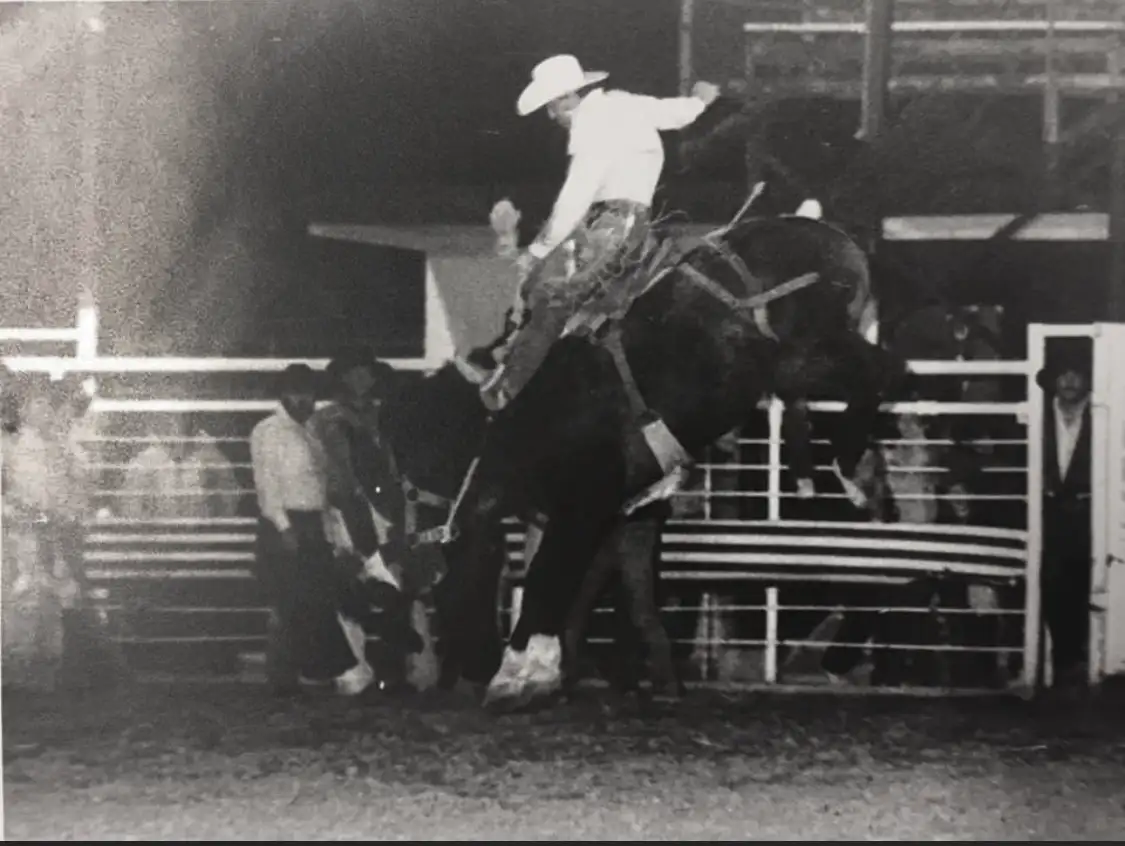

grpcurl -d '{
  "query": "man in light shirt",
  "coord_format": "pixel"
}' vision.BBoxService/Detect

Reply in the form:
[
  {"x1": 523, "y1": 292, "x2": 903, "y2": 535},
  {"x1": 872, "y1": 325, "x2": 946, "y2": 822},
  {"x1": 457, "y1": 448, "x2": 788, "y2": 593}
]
[
  {"x1": 250, "y1": 364, "x2": 372, "y2": 696},
  {"x1": 478, "y1": 54, "x2": 721, "y2": 410},
  {"x1": 1035, "y1": 341, "x2": 1093, "y2": 691}
]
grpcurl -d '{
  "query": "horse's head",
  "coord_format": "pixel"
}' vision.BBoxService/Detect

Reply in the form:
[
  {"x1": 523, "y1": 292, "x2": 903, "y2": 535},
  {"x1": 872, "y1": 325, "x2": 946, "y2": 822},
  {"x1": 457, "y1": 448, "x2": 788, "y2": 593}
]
[{"x1": 379, "y1": 361, "x2": 490, "y2": 501}]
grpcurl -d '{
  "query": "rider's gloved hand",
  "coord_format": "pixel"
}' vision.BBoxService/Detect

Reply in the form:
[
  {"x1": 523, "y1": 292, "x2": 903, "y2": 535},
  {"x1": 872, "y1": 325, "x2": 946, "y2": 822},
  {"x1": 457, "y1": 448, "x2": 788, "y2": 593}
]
[
  {"x1": 515, "y1": 250, "x2": 542, "y2": 278},
  {"x1": 691, "y1": 80, "x2": 722, "y2": 106}
]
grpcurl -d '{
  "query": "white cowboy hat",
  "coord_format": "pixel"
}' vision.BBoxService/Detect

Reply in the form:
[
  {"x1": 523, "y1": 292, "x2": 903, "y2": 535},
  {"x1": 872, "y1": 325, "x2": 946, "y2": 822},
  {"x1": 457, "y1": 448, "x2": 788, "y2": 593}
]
[{"x1": 516, "y1": 54, "x2": 608, "y2": 117}]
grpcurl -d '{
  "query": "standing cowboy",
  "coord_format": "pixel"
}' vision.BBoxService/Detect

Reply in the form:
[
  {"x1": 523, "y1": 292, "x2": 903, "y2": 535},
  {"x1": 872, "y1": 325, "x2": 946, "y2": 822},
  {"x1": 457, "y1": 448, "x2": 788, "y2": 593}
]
[
  {"x1": 310, "y1": 348, "x2": 426, "y2": 690},
  {"x1": 311, "y1": 347, "x2": 404, "y2": 571},
  {"x1": 250, "y1": 364, "x2": 373, "y2": 696},
  {"x1": 477, "y1": 54, "x2": 721, "y2": 410},
  {"x1": 1036, "y1": 339, "x2": 1093, "y2": 691}
]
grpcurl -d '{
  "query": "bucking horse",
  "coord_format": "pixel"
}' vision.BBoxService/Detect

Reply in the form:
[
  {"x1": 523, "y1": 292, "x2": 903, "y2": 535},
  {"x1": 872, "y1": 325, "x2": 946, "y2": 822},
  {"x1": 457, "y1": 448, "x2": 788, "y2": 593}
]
[{"x1": 438, "y1": 211, "x2": 908, "y2": 711}]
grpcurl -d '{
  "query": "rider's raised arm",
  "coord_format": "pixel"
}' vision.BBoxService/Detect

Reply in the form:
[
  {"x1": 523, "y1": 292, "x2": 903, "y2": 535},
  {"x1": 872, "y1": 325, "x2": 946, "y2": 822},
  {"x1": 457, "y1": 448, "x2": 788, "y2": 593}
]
[
  {"x1": 527, "y1": 149, "x2": 612, "y2": 261},
  {"x1": 628, "y1": 92, "x2": 709, "y2": 132}
]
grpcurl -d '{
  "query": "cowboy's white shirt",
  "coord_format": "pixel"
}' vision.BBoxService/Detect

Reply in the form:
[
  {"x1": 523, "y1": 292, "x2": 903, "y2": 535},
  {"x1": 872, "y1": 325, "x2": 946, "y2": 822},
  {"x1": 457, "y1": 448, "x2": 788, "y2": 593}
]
[
  {"x1": 528, "y1": 88, "x2": 708, "y2": 260},
  {"x1": 1054, "y1": 395, "x2": 1089, "y2": 480}
]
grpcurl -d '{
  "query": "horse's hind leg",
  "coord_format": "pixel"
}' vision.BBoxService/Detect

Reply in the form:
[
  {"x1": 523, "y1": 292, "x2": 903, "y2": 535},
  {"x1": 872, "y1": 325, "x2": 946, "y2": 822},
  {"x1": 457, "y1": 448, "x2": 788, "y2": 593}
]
[
  {"x1": 615, "y1": 510, "x2": 680, "y2": 699},
  {"x1": 561, "y1": 522, "x2": 624, "y2": 696}
]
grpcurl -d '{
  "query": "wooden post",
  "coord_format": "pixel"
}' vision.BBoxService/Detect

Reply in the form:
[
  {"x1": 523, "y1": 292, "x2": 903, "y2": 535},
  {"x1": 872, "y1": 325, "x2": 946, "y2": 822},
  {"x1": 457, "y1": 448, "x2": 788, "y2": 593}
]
[
  {"x1": 858, "y1": 0, "x2": 894, "y2": 142},
  {"x1": 679, "y1": 0, "x2": 695, "y2": 97},
  {"x1": 81, "y1": 7, "x2": 103, "y2": 334},
  {"x1": 1041, "y1": 0, "x2": 1061, "y2": 208},
  {"x1": 1109, "y1": 46, "x2": 1125, "y2": 321},
  {"x1": 857, "y1": 0, "x2": 894, "y2": 342}
]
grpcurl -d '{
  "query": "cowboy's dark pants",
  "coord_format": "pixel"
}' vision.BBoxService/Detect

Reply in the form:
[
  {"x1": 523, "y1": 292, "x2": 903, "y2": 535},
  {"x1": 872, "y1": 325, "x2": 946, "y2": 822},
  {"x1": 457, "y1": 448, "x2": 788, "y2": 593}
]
[
  {"x1": 1042, "y1": 494, "x2": 1092, "y2": 680},
  {"x1": 255, "y1": 511, "x2": 358, "y2": 689},
  {"x1": 334, "y1": 492, "x2": 380, "y2": 559}
]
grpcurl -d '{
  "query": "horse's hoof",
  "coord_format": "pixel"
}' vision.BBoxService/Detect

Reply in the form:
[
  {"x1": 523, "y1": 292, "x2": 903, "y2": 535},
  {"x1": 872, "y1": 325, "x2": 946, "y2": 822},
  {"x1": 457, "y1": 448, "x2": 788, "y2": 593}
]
[{"x1": 482, "y1": 680, "x2": 519, "y2": 711}]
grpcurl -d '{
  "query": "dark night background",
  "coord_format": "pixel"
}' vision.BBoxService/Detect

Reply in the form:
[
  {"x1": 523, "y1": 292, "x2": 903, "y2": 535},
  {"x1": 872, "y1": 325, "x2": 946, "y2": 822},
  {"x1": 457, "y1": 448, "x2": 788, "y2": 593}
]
[{"x1": 0, "y1": 0, "x2": 1117, "y2": 356}]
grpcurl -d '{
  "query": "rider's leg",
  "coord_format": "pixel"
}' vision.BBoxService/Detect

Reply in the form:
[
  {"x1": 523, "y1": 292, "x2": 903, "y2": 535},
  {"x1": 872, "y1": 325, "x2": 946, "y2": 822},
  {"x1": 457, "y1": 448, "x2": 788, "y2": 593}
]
[
  {"x1": 482, "y1": 203, "x2": 651, "y2": 410},
  {"x1": 481, "y1": 277, "x2": 580, "y2": 409}
]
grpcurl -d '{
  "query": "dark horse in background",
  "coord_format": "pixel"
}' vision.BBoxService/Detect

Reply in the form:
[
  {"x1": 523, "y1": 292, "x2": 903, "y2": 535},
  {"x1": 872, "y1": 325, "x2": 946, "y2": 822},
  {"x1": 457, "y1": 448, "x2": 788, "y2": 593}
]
[{"x1": 444, "y1": 213, "x2": 909, "y2": 711}]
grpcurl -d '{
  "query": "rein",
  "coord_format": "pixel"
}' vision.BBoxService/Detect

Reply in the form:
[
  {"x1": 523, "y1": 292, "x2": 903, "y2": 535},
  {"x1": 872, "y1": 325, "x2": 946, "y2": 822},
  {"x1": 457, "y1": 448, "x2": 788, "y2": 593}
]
[{"x1": 401, "y1": 477, "x2": 456, "y2": 547}]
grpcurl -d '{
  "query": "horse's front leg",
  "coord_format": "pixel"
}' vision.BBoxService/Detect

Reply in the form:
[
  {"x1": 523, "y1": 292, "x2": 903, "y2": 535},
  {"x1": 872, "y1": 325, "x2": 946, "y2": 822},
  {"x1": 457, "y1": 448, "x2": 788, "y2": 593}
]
[
  {"x1": 779, "y1": 395, "x2": 816, "y2": 500},
  {"x1": 486, "y1": 510, "x2": 617, "y2": 711},
  {"x1": 781, "y1": 333, "x2": 907, "y2": 509},
  {"x1": 774, "y1": 347, "x2": 830, "y2": 501},
  {"x1": 827, "y1": 334, "x2": 910, "y2": 501}
]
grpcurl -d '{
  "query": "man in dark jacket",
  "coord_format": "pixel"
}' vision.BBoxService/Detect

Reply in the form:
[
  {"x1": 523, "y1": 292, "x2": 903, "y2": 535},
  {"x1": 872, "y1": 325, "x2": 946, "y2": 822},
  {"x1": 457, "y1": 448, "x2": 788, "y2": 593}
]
[
  {"x1": 310, "y1": 348, "x2": 421, "y2": 689},
  {"x1": 1037, "y1": 339, "x2": 1093, "y2": 690}
]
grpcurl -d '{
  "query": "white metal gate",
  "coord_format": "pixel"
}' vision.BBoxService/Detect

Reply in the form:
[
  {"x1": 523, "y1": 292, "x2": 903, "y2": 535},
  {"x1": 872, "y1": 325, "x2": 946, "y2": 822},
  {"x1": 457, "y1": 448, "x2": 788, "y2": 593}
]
[{"x1": 1091, "y1": 322, "x2": 1125, "y2": 680}]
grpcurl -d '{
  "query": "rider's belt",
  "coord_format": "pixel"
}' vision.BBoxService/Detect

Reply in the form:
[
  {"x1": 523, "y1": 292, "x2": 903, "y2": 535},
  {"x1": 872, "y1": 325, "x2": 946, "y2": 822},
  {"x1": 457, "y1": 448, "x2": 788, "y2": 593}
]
[{"x1": 587, "y1": 199, "x2": 650, "y2": 223}]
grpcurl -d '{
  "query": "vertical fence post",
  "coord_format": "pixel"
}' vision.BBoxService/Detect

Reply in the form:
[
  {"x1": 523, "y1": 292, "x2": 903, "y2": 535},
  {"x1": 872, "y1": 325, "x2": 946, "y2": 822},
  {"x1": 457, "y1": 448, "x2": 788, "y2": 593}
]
[
  {"x1": 1090, "y1": 323, "x2": 1111, "y2": 687},
  {"x1": 764, "y1": 586, "x2": 779, "y2": 684},
  {"x1": 703, "y1": 447, "x2": 713, "y2": 521},
  {"x1": 679, "y1": 0, "x2": 695, "y2": 97},
  {"x1": 767, "y1": 397, "x2": 784, "y2": 521},
  {"x1": 76, "y1": 288, "x2": 98, "y2": 362},
  {"x1": 1022, "y1": 323, "x2": 1046, "y2": 696}
]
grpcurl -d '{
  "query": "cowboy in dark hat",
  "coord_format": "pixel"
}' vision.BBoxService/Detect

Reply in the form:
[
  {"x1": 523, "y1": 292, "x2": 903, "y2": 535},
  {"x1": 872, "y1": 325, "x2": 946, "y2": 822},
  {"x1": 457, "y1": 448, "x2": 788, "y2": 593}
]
[
  {"x1": 311, "y1": 348, "x2": 422, "y2": 689},
  {"x1": 1036, "y1": 337, "x2": 1093, "y2": 692},
  {"x1": 1035, "y1": 340, "x2": 1091, "y2": 400},
  {"x1": 324, "y1": 347, "x2": 397, "y2": 400},
  {"x1": 312, "y1": 348, "x2": 398, "y2": 553}
]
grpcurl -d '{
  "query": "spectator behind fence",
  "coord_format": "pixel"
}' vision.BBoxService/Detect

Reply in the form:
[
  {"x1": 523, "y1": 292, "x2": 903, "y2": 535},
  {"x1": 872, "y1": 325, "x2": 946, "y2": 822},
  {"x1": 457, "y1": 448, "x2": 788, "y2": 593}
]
[
  {"x1": 120, "y1": 413, "x2": 211, "y2": 520},
  {"x1": 183, "y1": 419, "x2": 242, "y2": 518},
  {"x1": 250, "y1": 364, "x2": 373, "y2": 697},
  {"x1": 1036, "y1": 339, "x2": 1093, "y2": 691},
  {"x1": 1, "y1": 375, "x2": 112, "y2": 692}
]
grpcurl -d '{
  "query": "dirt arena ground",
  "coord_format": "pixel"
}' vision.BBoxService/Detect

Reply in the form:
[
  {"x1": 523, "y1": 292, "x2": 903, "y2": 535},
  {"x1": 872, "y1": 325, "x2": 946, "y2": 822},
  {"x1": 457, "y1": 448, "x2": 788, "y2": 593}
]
[{"x1": 5, "y1": 682, "x2": 1125, "y2": 840}]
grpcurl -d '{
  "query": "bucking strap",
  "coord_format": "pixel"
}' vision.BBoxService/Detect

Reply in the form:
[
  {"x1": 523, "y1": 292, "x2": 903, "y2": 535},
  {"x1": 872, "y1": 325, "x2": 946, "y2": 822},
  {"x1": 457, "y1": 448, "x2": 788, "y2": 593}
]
[
  {"x1": 680, "y1": 264, "x2": 820, "y2": 340},
  {"x1": 602, "y1": 327, "x2": 650, "y2": 423}
]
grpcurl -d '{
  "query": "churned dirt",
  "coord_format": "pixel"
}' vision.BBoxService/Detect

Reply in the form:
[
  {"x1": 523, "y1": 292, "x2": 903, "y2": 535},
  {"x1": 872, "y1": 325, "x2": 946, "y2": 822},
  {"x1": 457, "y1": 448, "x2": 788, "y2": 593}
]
[{"x1": 5, "y1": 683, "x2": 1125, "y2": 840}]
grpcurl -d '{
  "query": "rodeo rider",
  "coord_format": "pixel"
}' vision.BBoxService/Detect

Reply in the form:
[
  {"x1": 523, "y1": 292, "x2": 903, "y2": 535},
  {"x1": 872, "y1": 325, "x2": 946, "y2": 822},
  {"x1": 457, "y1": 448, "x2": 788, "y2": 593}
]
[
  {"x1": 1036, "y1": 339, "x2": 1094, "y2": 691},
  {"x1": 474, "y1": 54, "x2": 721, "y2": 411}
]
